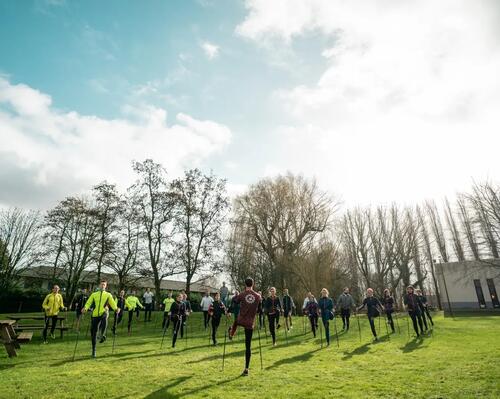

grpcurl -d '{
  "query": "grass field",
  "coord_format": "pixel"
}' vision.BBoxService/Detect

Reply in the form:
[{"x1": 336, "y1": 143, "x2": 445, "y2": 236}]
[{"x1": 0, "y1": 311, "x2": 499, "y2": 399}]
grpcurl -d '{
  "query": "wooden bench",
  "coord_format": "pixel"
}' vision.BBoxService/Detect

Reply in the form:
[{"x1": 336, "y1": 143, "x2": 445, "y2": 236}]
[
  {"x1": 1, "y1": 320, "x2": 20, "y2": 358},
  {"x1": 16, "y1": 332, "x2": 33, "y2": 344},
  {"x1": 8, "y1": 315, "x2": 68, "y2": 339}
]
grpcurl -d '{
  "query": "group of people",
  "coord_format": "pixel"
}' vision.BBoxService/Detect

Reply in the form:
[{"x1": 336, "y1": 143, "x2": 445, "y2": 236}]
[{"x1": 39, "y1": 279, "x2": 435, "y2": 376}]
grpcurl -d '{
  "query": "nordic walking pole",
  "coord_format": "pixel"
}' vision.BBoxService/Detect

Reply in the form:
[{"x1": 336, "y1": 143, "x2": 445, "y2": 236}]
[
  {"x1": 406, "y1": 314, "x2": 410, "y2": 338},
  {"x1": 395, "y1": 311, "x2": 401, "y2": 334},
  {"x1": 111, "y1": 311, "x2": 119, "y2": 354},
  {"x1": 256, "y1": 321, "x2": 263, "y2": 371},
  {"x1": 160, "y1": 315, "x2": 169, "y2": 350},
  {"x1": 384, "y1": 311, "x2": 390, "y2": 338},
  {"x1": 355, "y1": 312, "x2": 362, "y2": 342},
  {"x1": 185, "y1": 315, "x2": 188, "y2": 349},
  {"x1": 221, "y1": 316, "x2": 228, "y2": 372},
  {"x1": 283, "y1": 312, "x2": 289, "y2": 345},
  {"x1": 72, "y1": 313, "x2": 84, "y2": 361},
  {"x1": 264, "y1": 315, "x2": 268, "y2": 344},
  {"x1": 333, "y1": 315, "x2": 340, "y2": 348},
  {"x1": 319, "y1": 316, "x2": 323, "y2": 348}
]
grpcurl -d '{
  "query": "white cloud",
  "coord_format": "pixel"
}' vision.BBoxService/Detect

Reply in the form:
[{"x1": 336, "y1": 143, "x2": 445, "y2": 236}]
[
  {"x1": 201, "y1": 41, "x2": 219, "y2": 60},
  {"x1": 238, "y1": 0, "x2": 500, "y2": 205},
  {"x1": 0, "y1": 77, "x2": 231, "y2": 208}
]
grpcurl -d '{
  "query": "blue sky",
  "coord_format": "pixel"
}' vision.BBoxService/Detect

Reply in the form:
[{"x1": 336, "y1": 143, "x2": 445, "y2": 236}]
[{"x1": 1, "y1": 0, "x2": 500, "y2": 208}]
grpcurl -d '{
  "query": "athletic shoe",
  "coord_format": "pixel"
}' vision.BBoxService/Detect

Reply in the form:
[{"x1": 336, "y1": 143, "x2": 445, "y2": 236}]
[
  {"x1": 228, "y1": 327, "x2": 233, "y2": 340},
  {"x1": 43, "y1": 340, "x2": 48, "y2": 344},
  {"x1": 91, "y1": 350, "x2": 96, "y2": 358},
  {"x1": 99, "y1": 335, "x2": 107, "y2": 344},
  {"x1": 241, "y1": 369, "x2": 249, "y2": 377},
  {"x1": 272, "y1": 342, "x2": 277, "y2": 347},
  {"x1": 277, "y1": 324, "x2": 281, "y2": 329},
  {"x1": 50, "y1": 333, "x2": 55, "y2": 339}
]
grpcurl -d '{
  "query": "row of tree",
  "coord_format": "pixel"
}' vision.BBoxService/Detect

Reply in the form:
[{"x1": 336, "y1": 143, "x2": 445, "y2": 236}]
[
  {"x1": 224, "y1": 176, "x2": 500, "y2": 307},
  {"x1": 0, "y1": 160, "x2": 229, "y2": 304}
]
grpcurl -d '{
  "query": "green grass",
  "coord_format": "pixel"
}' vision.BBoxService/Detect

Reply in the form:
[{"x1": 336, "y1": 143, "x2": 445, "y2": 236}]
[{"x1": 1, "y1": 311, "x2": 499, "y2": 399}]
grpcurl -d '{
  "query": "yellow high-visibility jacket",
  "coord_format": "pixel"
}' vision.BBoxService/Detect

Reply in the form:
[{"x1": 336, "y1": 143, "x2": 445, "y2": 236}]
[
  {"x1": 84, "y1": 290, "x2": 118, "y2": 317},
  {"x1": 42, "y1": 293, "x2": 65, "y2": 316},
  {"x1": 163, "y1": 298, "x2": 175, "y2": 312},
  {"x1": 125, "y1": 295, "x2": 143, "y2": 311}
]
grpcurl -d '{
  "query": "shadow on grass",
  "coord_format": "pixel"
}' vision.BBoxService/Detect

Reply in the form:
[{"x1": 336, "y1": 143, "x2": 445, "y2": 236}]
[
  {"x1": 400, "y1": 337, "x2": 425, "y2": 353},
  {"x1": 50, "y1": 349, "x2": 157, "y2": 367},
  {"x1": 265, "y1": 347, "x2": 322, "y2": 369},
  {"x1": 144, "y1": 375, "x2": 240, "y2": 399}
]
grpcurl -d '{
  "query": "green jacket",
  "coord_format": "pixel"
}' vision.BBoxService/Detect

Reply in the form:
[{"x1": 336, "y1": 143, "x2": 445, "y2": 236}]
[
  {"x1": 84, "y1": 290, "x2": 118, "y2": 317},
  {"x1": 126, "y1": 295, "x2": 144, "y2": 311},
  {"x1": 42, "y1": 293, "x2": 65, "y2": 316},
  {"x1": 163, "y1": 298, "x2": 175, "y2": 312}
]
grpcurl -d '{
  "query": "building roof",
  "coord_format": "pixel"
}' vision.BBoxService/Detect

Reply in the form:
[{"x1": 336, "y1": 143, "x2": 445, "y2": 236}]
[{"x1": 20, "y1": 266, "x2": 217, "y2": 293}]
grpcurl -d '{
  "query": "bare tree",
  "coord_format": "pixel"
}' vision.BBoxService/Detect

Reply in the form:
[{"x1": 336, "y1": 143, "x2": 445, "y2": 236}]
[
  {"x1": 425, "y1": 200, "x2": 449, "y2": 262},
  {"x1": 93, "y1": 182, "x2": 121, "y2": 284},
  {"x1": 443, "y1": 197, "x2": 465, "y2": 261},
  {"x1": 130, "y1": 159, "x2": 178, "y2": 299},
  {"x1": 45, "y1": 197, "x2": 99, "y2": 303},
  {"x1": 456, "y1": 194, "x2": 481, "y2": 260},
  {"x1": 0, "y1": 208, "x2": 43, "y2": 291},
  {"x1": 171, "y1": 169, "x2": 230, "y2": 294}
]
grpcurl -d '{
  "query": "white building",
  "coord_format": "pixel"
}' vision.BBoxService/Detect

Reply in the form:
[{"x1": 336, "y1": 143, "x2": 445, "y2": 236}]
[{"x1": 436, "y1": 259, "x2": 500, "y2": 315}]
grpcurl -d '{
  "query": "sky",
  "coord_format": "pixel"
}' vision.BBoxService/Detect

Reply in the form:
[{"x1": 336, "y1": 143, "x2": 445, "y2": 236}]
[{"x1": 1, "y1": 0, "x2": 500, "y2": 210}]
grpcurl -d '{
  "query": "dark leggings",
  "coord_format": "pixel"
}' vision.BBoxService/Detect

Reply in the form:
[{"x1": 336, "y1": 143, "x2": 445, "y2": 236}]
[
  {"x1": 172, "y1": 317, "x2": 184, "y2": 347},
  {"x1": 386, "y1": 312, "x2": 395, "y2": 332},
  {"x1": 341, "y1": 309, "x2": 350, "y2": 329},
  {"x1": 144, "y1": 304, "x2": 152, "y2": 321},
  {"x1": 244, "y1": 328, "x2": 253, "y2": 369},
  {"x1": 43, "y1": 315, "x2": 58, "y2": 340},
  {"x1": 128, "y1": 310, "x2": 135, "y2": 332},
  {"x1": 423, "y1": 307, "x2": 433, "y2": 326},
  {"x1": 308, "y1": 314, "x2": 318, "y2": 337},
  {"x1": 162, "y1": 312, "x2": 170, "y2": 330},
  {"x1": 409, "y1": 310, "x2": 424, "y2": 335},
  {"x1": 268, "y1": 313, "x2": 278, "y2": 343},
  {"x1": 91, "y1": 314, "x2": 107, "y2": 351},
  {"x1": 258, "y1": 312, "x2": 264, "y2": 329},
  {"x1": 368, "y1": 316, "x2": 377, "y2": 338},
  {"x1": 322, "y1": 318, "x2": 330, "y2": 344},
  {"x1": 211, "y1": 316, "x2": 220, "y2": 344},
  {"x1": 203, "y1": 311, "x2": 211, "y2": 329}
]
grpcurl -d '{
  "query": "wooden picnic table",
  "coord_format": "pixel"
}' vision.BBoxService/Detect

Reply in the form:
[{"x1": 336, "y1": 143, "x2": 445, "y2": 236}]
[
  {"x1": 8, "y1": 315, "x2": 68, "y2": 339},
  {"x1": 1, "y1": 320, "x2": 33, "y2": 358}
]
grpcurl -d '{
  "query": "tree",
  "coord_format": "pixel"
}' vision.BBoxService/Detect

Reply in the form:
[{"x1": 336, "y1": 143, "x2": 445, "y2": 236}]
[
  {"x1": 0, "y1": 208, "x2": 43, "y2": 291},
  {"x1": 107, "y1": 197, "x2": 142, "y2": 290},
  {"x1": 45, "y1": 197, "x2": 99, "y2": 303},
  {"x1": 92, "y1": 182, "x2": 121, "y2": 284},
  {"x1": 171, "y1": 169, "x2": 230, "y2": 294},
  {"x1": 130, "y1": 159, "x2": 178, "y2": 299}
]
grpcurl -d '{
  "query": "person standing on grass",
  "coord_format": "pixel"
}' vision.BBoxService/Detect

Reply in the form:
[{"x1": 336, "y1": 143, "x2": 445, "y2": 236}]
[
  {"x1": 282, "y1": 288, "x2": 295, "y2": 331},
  {"x1": 304, "y1": 294, "x2": 320, "y2": 338},
  {"x1": 337, "y1": 287, "x2": 355, "y2": 331},
  {"x1": 162, "y1": 292, "x2": 175, "y2": 330},
  {"x1": 126, "y1": 291, "x2": 144, "y2": 334},
  {"x1": 257, "y1": 291, "x2": 264, "y2": 329},
  {"x1": 200, "y1": 291, "x2": 214, "y2": 330},
  {"x1": 112, "y1": 290, "x2": 129, "y2": 334},
  {"x1": 228, "y1": 290, "x2": 240, "y2": 328},
  {"x1": 170, "y1": 293, "x2": 187, "y2": 347},
  {"x1": 220, "y1": 281, "x2": 229, "y2": 307},
  {"x1": 143, "y1": 288, "x2": 154, "y2": 322},
  {"x1": 382, "y1": 289, "x2": 396, "y2": 333},
  {"x1": 264, "y1": 287, "x2": 282, "y2": 346},
  {"x1": 82, "y1": 280, "x2": 120, "y2": 358},
  {"x1": 208, "y1": 292, "x2": 227, "y2": 345},
  {"x1": 228, "y1": 277, "x2": 261, "y2": 376},
  {"x1": 181, "y1": 292, "x2": 192, "y2": 333},
  {"x1": 403, "y1": 286, "x2": 425, "y2": 337},
  {"x1": 415, "y1": 289, "x2": 433, "y2": 329},
  {"x1": 318, "y1": 288, "x2": 334, "y2": 346},
  {"x1": 74, "y1": 288, "x2": 88, "y2": 331},
  {"x1": 357, "y1": 288, "x2": 384, "y2": 341},
  {"x1": 42, "y1": 285, "x2": 66, "y2": 344}
]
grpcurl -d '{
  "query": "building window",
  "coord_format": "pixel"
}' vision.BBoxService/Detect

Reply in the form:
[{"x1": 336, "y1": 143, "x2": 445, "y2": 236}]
[
  {"x1": 486, "y1": 279, "x2": 500, "y2": 309},
  {"x1": 473, "y1": 280, "x2": 487, "y2": 309}
]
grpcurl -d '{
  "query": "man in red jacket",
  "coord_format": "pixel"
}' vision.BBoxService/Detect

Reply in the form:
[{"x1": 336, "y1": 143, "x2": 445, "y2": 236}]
[{"x1": 229, "y1": 277, "x2": 261, "y2": 376}]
